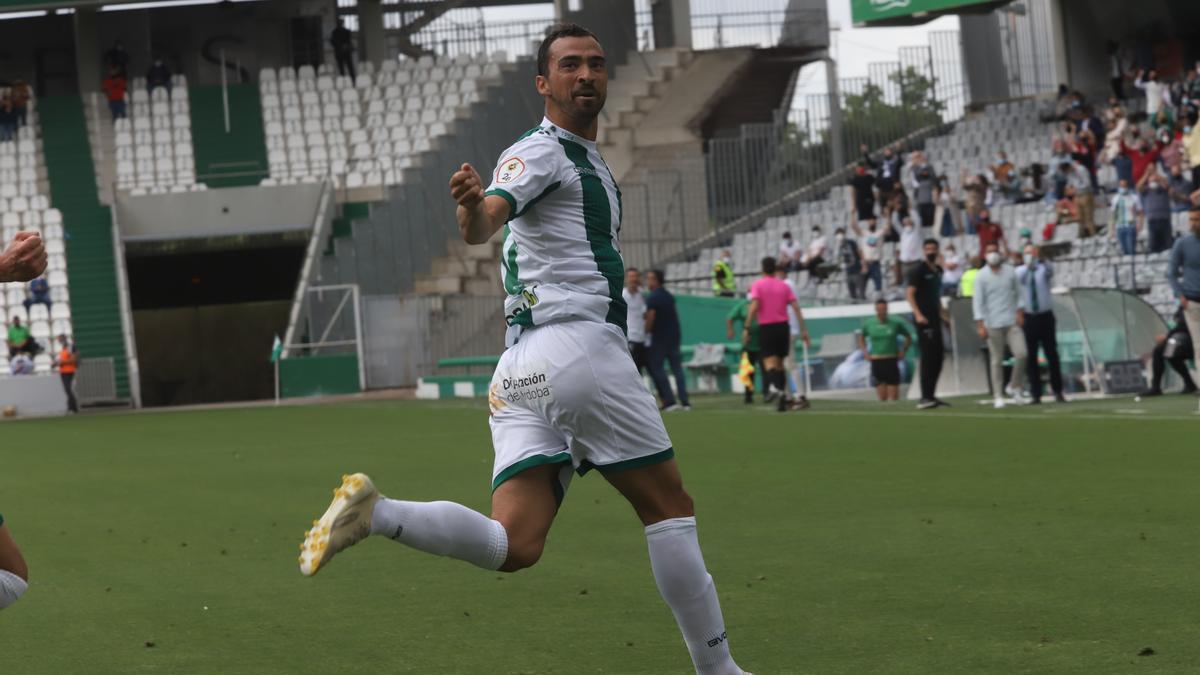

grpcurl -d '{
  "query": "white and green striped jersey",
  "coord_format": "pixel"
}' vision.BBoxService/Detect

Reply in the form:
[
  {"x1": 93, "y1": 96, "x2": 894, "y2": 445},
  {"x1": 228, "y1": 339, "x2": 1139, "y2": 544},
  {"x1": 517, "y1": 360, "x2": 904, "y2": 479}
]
[{"x1": 485, "y1": 117, "x2": 626, "y2": 346}]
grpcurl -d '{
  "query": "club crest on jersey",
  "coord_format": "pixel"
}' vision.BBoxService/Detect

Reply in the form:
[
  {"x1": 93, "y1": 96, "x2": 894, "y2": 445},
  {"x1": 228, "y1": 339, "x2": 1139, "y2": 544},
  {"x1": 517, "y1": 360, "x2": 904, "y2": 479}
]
[{"x1": 496, "y1": 157, "x2": 526, "y2": 184}]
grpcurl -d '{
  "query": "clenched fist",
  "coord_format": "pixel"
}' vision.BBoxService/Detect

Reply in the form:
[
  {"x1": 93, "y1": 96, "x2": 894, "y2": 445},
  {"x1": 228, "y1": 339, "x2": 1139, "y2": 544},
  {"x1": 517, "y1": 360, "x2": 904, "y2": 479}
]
[
  {"x1": 449, "y1": 163, "x2": 484, "y2": 210},
  {"x1": 0, "y1": 231, "x2": 48, "y2": 283}
]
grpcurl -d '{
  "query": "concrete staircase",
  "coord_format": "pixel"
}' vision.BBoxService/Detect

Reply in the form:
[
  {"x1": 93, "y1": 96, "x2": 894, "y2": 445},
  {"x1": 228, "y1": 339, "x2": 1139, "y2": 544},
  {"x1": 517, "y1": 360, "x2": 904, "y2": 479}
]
[
  {"x1": 598, "y1": 48, "x2": 696, "y2": 180},
  {"x1": 414, "y1": 236, "x2": 502, "y2": 296},
  {"x1": 82, "y1": 93, "x2": 118, "y2": 205}
]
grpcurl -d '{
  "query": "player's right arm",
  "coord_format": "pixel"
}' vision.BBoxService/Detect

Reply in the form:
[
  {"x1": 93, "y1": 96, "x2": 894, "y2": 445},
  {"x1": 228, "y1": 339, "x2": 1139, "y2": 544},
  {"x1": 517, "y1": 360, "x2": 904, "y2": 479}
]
[
  {"x1": 0, "y1": 231, "x2": 47, "y2": 282},
  {"x1": 451, "y1": 163, "x2": 509, "y2": 245}
]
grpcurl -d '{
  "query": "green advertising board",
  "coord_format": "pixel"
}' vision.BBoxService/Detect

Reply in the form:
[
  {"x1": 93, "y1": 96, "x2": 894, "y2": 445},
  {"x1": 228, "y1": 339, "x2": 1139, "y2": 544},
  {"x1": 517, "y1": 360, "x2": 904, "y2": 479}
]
[{"x1": 850, "y1": 0, "x2": 1008, "y2": 25}]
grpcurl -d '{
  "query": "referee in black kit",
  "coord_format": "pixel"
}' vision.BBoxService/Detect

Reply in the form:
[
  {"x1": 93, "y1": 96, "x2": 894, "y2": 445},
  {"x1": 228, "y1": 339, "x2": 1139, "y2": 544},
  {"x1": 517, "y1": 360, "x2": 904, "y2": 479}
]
[{"x1": 906, "y1": 238, "x2": 949, "y2": 410}]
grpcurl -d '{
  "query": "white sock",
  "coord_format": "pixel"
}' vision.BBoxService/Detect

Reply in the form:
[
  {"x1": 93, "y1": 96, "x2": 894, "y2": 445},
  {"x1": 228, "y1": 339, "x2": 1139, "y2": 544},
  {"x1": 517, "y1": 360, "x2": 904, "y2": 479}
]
[
  {"x1": 0, "y1": 570, "x2": 27, "y2": 609},
  {"x1": 645, "y1": 517, "x2": 741, "y2": 675},
  {"x1": 370, "y1": 499, "x2": 508, "y2": 571}
]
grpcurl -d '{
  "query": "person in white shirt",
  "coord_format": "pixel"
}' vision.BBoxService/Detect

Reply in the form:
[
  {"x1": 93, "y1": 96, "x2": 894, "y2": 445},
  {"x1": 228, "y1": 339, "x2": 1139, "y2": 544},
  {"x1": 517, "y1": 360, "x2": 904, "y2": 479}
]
[
  {"x1": 778, "y1": 231, "x2": 802, "y2": 271},
  {"x1": 1134, "y1": 69, "x2": 1172, "y2": 117},
  {"x1": 940, "y1": 242, "x2": 964, "y2": 294},
  {"x1": 974, "y1": 243, "x2": 1029, "y2": 408},
  {"x1": 897, "y1": 217, "x2": 923, "y2": 280},
  {"x1": 623, "y1": 267, "x2": 648, "y2": 373},
  {"x1": 860, "y1": 219, "x2": 884, "y2": 293}
]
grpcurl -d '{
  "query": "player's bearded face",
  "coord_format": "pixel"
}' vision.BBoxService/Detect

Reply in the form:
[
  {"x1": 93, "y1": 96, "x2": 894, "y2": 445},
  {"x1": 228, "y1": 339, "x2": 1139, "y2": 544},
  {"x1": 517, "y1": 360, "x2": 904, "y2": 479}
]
[{"x1": 541, "y1": 36, "x2": 607, "y2": 120}]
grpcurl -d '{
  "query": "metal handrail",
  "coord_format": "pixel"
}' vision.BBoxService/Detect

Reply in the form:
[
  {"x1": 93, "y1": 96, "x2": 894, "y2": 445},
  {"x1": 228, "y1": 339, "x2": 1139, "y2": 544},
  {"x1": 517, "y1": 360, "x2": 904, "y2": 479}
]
[{"x1": 281, "y1": 178, "x2": 335, "y2": 359}]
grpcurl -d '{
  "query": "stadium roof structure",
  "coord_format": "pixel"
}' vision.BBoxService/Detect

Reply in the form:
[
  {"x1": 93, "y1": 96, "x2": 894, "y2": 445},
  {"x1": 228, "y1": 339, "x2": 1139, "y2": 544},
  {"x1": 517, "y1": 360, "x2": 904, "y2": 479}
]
[
  {"x1": 0, "y1": 0, "x2": 268, "y2": 13},
  {"x1": 850, "y1": 0, "x2": 1016, "y2": 27}
]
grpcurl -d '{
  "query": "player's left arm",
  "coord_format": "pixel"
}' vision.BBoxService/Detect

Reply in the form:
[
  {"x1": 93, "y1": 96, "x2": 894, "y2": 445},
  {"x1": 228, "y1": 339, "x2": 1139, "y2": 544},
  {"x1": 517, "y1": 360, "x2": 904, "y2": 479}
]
[{"x1": 644, "y1": 308, "x2": 656, "y2": 335}]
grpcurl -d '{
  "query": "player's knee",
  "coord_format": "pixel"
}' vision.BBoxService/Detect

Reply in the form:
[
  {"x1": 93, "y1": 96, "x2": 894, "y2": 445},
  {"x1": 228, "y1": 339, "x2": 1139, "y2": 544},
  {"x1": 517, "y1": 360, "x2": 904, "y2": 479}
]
[{"x1": 499, "y1": 538, "x2": 544, "y2": 573}]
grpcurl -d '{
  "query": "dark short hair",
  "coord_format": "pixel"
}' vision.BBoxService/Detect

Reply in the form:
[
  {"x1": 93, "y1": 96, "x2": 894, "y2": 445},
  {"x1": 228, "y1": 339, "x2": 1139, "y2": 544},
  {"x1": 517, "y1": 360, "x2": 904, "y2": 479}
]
[
  {"x1": 875, "y1": 297, "x2": 888, "y2": 306},
  {"x1": 626, "y1": 266, "x2": 638, "y2": 273},
  {"x1": 761, "y1": 256, "x2": 777, "y2": 275},
  {"x1": 649, "y1": 269, "x2": 665, "y2": 282},
  {"x1": 537, "y1": 23, "x2": 599, "y2": 77},
  {"x1": 834, "y1": 227, "x2": 845, "y2": 235},
  {"x1": 923, "y1": 238, "x2": 939, "y2": 248}
]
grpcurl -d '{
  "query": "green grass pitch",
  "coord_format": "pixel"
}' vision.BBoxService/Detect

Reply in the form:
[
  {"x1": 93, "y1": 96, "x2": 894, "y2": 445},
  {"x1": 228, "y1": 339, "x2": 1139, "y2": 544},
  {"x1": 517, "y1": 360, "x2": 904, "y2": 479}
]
[{"x1": 1, "y1": 395, "x2": 1199, "y2": 674}]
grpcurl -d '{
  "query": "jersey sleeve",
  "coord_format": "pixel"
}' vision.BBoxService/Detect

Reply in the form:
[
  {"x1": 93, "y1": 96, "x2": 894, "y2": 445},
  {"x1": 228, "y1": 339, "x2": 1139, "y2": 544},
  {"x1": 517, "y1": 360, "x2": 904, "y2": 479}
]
[{"x1": 485, "y1": 137, "x2": 563, "y2": 219}]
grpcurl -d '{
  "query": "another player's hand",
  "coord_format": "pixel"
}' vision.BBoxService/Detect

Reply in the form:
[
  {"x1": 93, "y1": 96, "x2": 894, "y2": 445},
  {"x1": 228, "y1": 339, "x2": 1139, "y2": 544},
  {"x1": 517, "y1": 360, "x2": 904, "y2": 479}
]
[
  {"x1": 449, "y1": 163, "x2": 484, "y2": 210},
  {"x1": 0, "y1": 231, "x2": 47, "y2": 283},
  {"x1": 977, "y1": 325, "x2": 988, "y2": 340}
]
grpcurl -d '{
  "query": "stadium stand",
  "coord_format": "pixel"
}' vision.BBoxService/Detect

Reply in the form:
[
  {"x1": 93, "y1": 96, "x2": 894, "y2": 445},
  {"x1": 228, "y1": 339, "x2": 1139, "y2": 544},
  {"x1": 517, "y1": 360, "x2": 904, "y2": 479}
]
[
  {"x1": 667, "y1": 97, "x2": 1193, "y2": 319},
  {"x1": 0, "y1": 108, "x2": 74, "y2": 375},
  {"x1": 258, "y1": 55, "x2": 500, "y2": 188},
  {"x1": 110, "y1": 74, "x2": 201, "y2": 194}
]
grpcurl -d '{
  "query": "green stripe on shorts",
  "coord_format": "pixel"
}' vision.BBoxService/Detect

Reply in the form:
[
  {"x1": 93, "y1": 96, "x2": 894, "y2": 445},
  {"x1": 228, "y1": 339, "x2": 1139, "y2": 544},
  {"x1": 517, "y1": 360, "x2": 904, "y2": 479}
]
[
  {"x1": 491, "y1": 451, "x2": 572, "y2": 493},
  {"x1": 577, "y1": 447, "x2": 675, "y2": 477}
]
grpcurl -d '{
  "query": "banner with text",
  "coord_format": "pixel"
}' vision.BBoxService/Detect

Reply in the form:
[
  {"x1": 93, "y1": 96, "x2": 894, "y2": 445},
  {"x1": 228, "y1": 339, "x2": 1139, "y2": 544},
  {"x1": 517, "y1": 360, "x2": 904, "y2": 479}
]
[{"x1": 850, "y1": 0, "x2": 1006, "y2": 25}]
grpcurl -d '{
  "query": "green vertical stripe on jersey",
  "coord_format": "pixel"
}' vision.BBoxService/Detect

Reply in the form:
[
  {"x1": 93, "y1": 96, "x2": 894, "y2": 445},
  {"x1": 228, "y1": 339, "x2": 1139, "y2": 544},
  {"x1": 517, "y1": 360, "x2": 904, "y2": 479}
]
[
  {"x1": 501, "y1": 224, "x2": 522, "y2": 295},
  {"x1": 558, "y1": 139, "x2": 627, "y2": 332}
]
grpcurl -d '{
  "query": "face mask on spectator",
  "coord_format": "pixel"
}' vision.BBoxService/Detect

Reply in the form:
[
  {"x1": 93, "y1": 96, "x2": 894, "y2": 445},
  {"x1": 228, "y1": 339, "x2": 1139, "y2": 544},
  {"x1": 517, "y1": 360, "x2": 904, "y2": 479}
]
[
  {"x1": 1151, "y1": 182, "x2": 1165, "y2": 191},
  {"x1": 1186, "y1": 127, "x2": 1194, "y2": 134},
  {"x1": 986, "y1": 252, "x2": 1002, "y2": 266},
  {"x1": 925, "y1": 252, "x2": 938, "y2": 264},
  {"x1": 835, "y1": 234, "x2": 845, "y2": 246},
  {"x1": 1118, "y1": 186, "x2": 1129, "y2": 195},
  {"x1": 945, "y1": 247, "x2": 955, "y2": 256},
  {"x1": 812, "y1": 229, "x2": 821, "y2": 238},
  {"x1": 1023, "y1": 253, "x2": 1035, "y2": 265}
]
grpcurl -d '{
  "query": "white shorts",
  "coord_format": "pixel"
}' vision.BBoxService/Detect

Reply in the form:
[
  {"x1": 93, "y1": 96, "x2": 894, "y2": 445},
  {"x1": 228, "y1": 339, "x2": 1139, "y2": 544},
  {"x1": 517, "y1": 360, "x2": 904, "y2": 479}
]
[{"x1": 488, "y1": 321, "x2": 674, "y2": 497}]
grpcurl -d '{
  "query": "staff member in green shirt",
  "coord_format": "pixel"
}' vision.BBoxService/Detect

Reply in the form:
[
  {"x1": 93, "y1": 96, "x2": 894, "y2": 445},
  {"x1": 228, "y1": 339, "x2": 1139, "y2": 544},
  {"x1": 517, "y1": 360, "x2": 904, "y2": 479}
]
[
  {"x1": 712, "y1": 250, "x2": 737, "y2": 297},
  {"x1": 727, "y1": 295, "x2": 762, "y2": 403},
  {"x1": 859, "y1": 298, "x2": 912, "y2": 402},
  {"x1": 7, "y1": 316, "x2": 37, "y2": 358}
]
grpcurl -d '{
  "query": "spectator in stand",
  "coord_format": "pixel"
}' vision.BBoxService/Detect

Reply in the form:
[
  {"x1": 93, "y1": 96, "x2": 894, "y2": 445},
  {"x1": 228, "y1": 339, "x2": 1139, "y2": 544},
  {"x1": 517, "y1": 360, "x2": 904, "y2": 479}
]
[
  {"x1": 941, "y1": 241, "x2": 964, "y2": 297},
  {"x1": 868, "y1": 144, "x2": 903, "y2": 195},
  {"x1": 101, "y1": 67, "x2": 127, "y2": 121},
  {"x1": 7, "y1": 317, "x2": 37, "y2": 358},
  {"x1": 331, "y1": 19, "x2": 357, "y2": 80},
  {"x1": 1121, "y1": 130, "x2": 1163, "y2": 186},
  {"x1": 1167, "y1": 207, "x2": 1200, "y2": 347},
  {"x1": 1107, "y1": 41, "x2": 1128, "y2": 99},
  {"x1": 935, "y1": 175, "x2": 961, "y2": 237},
  {"x1": 910, "y1": 151, "x2": 938, "y2": 229},
  {"x1": 778, "y1": 231, "x2": 802, "y2": 272},
  {"x1": 1068, "y1": 124, "x2": 1099, "y2": 190},
  {"x1": 906, "y1": 238, "x2": 948, "y2": 410},
  {"x1": 1055, "y1": 184, "x2": 1080, "y2": 227},
  {"x1": 623, "y1": 268, "x2": 648, "y2": 375},
  {"x1": 833, "y1": 227, "x2": 865, "y2": 300},
  {"x1": 859, "y1": 298, "x2": 911, "y2": 402},
  {"x1": 1135, "y1": 69, "x2": 1172, "y2": 118},
  {"x1": 990, "y1": 150, "x2": 1021, "y2": 203},
  {"x1": 1016, "y1": 244, "x2": 1066, "y2": 404},
  {"x1": 727, "y1": 293, "x2": 761, "y2": 404},
  {"x1": 850, "y1": 161, "x2": 877, "y2": 229},
  {"x1": 0, "y1": 96, "x2": 16, "y2": 143},
  {"x1": 1169, "y1": 165, "x2": 1194, "y2": 212},
  {"x1": 1049, "y1": 139, "x2": 1073, "y2": 199},
  {"x1": 1141, "y1": 305, "x2": 1196, "y2": 397},
  {"x1": 54, "y1": 335, "x2": 79, "y2": 414},
  {"x1": 1151, "y1": 107, "x2": 1176, "y2": 138},
  {"x1": 1101, "y1": 103, "x2": 1128, "y2": 164},
  {"x1": 974, "y1": 242, "x2": 1028, "y2": 408},
  {"x1": 897, "y1": 216, "x2": 923, "y2": 281},
  {"x1": 1183, "y1": 121, "x2": 1200, "y2": 191},
  {"x1": 711, "y1": 249, "x2": 736, "y2": 298},
  {"x1": 1111, "y1": 177, "x2": 1143, "y2": 256},
  {"x1": 1139, "y1": 168, "x2": 1175, "y2": 254},
  {"x1": 975, "y1": 209, "x2": 1008, "y2": 257},
  {"x1": 9, "y1": 79, "x2": 30, "y2": 128},
  {"x1": 801, "y1": 226, "x2": 827, "y2": 277},
  {"x1": 1061, "y1": 160, "x2": 1097, "y2": 237},
  {"x1": 882, "y1": 183, "x2": 910, "y2": 236},
  {"x1": 104, "y1": 40, "x2": 129, "y2": 77},
  {"x1": 963, "y1": 173, "x2": 991, "y2": 233},
  {"x1": 643, "y1": 269, "x2": 690, "y2": 412},
  {"x1": 23, "y1": 277, "x2": 50, "y2": 312},
  {"x1": 9, "y1": 353, "x2": 33, "y2": 376},
  {"x1": 860, "y1": 220, "x2": 884, "y2": 294},
  {"x1": 959, "y1": 255, "x2": 983, "y2": 298},
  {"x1": 1159, "y1": 126, "x2": 1184, "y2": 175},
  {"x1": 1079, "y1": 104, "x2": 1106, "y2": 142},
  {"x1": 146, "y1": 58, "x2": 172, "y2": 95}
]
